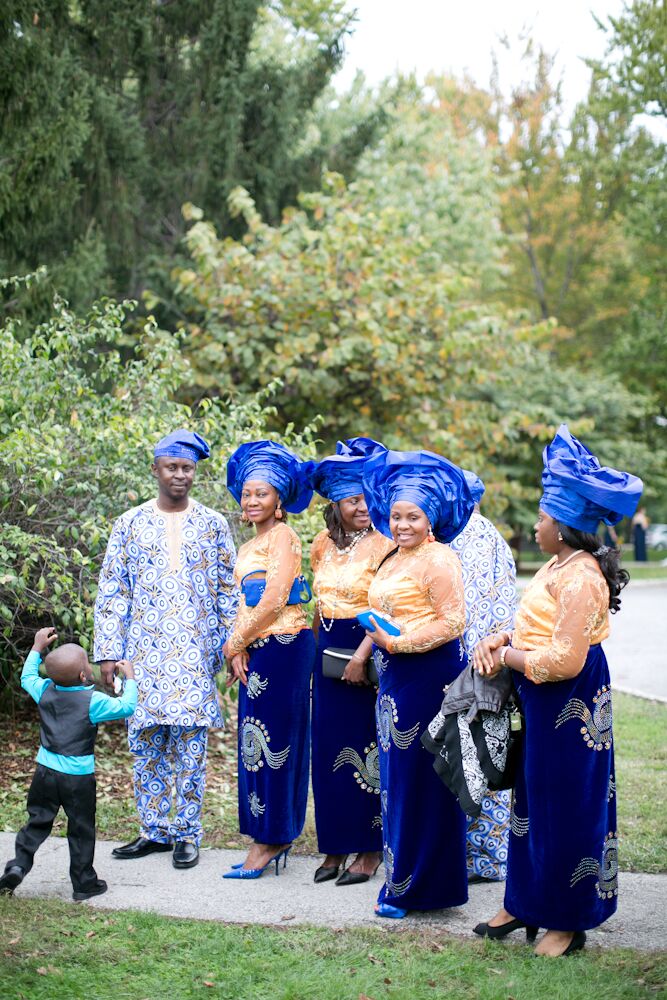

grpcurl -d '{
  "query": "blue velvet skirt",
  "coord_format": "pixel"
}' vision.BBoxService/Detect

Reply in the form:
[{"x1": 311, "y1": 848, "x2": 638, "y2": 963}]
[
  {"x1": 375, "y1": 639, "x2": 468, "y2": 911},
  {"x1": 237, "y1": 630, "x2": 315, "y2": 844},
  {"x1": 504, "y1": 643, "x2": 618, "y2": 931},
  {"x1": 312, "y1": 619, "x2": 383, "y2": 855}
]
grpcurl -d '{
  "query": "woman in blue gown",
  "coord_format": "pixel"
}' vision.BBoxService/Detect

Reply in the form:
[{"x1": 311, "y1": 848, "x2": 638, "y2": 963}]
[
  {"x1": 309, "y1": 438, "x2": 394, "y2": 885},
  {"x1": 362, "y1": 449, "x2": 475, "y2": 918},
  {"x1": 473, "y1": 424, "x2": 643, "y2": 956},
  {"x1": 222, "y1": 441, "x2": 315, "y2": 879}
]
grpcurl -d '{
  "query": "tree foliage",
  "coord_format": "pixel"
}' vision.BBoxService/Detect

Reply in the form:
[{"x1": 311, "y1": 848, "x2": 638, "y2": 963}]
[
  {"x1": 0, "y1": 282, "x2": 320, "y2": 702},
  {"x1": 425, "y1": 43, "x2": 667, "y2": 492},
  {"x1": 0, "y1": 1, "x2": 387, "y2": 321},
  {"x1": 163, "y1": 96, "x2": 663, "y2": 535}
]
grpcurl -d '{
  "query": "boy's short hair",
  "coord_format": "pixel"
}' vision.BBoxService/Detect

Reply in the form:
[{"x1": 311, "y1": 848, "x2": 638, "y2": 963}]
[{"x1": 43, "y1": 644, "x2": 89, "y2": 686}]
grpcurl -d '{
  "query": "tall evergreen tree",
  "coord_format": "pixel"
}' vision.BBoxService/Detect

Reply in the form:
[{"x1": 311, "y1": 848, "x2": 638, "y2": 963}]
[{"x1": 0, "y1": 1, "x2": 381, "y2": 318}]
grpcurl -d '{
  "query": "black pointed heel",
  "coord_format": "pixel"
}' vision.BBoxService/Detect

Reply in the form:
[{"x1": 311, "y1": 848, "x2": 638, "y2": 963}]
[
  {"x1": 314, "y1": 864, "x2": 340, "y2": 884},
  {"x1": 474, "y1": 918, "x2": 538, "y2": 942},
  {"x1": 562, "y1": 931, "x2": 586, "y2": 956}
]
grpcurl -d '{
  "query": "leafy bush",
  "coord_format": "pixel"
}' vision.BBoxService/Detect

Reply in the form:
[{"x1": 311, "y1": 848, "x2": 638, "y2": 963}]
[{"x1": 0, "y1": 286, "x2": 321, "y2": 707}]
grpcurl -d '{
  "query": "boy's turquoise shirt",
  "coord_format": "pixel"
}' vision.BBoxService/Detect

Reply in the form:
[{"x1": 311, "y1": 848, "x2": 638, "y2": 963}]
[{"x1": 21, "y1": 650, "x2": 138, "y2": 775}]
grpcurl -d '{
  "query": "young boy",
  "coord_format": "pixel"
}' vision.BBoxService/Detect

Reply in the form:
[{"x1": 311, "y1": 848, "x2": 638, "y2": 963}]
[{"x1": 0, "y1": 627, "x2": 137, "y2": 901}]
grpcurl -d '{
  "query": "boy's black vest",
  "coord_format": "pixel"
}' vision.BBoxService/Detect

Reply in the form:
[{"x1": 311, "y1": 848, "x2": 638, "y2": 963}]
[{"x1": 38, "y1": 686, "x2": 97, "y2": 756}]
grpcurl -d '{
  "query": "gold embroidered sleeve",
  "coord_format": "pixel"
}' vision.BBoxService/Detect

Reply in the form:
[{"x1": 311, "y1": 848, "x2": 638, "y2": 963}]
[
  {"x1": 310, "y1": 531, "x2": 328, "y2": 574},
  {"x1": 390, "y1": 558, "x2": 466, "y2": 654},
  {"x1": 524, "y1": 568, "x2": 609, "y2": 683},
  {"x1": 227, "y1": 528, "x2": 301, "y2": 655}
]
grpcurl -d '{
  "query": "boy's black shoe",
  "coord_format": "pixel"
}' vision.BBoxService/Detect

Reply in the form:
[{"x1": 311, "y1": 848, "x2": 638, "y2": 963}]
[
  {"x1": 0, "y1": 865, "x2": 25, "y2": 895},
  {"x1": 73, "y1": 879, "x2": 108, "y2": 901}
]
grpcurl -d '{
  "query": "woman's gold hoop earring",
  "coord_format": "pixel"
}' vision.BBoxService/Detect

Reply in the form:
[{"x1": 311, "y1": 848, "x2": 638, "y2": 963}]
[
  {"x1": 275, "y1": 504, "x2": 283, "y2": 520},
  {"x1": 241, "y1": 510, "x2": 249, "y2": 524}
]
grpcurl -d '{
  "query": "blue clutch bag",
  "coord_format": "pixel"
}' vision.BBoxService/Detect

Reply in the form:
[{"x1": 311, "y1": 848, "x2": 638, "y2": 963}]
[
  {"x1": 356, "y1": 609, "x2": 401, "y2": 636},
  {"x1": 241, "y1": 571, "x2": 312, "y2": 608}
]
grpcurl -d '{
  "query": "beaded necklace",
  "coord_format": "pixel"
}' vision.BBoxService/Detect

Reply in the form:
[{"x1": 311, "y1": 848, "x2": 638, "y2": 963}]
[{"x1": 316, "y1": 527, "x2": 371, "y2": 632}]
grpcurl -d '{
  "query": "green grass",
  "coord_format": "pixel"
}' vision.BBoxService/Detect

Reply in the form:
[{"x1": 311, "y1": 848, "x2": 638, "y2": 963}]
[
  {"x1": 622, "y1": 566, "x2": 667, "y2": 580},
  {"x1": 614, "y1": 693, "x2": 667, "y2": 873},
  {"x1": 0, "y1": 899, "x2": 665, "y2": 1000}
]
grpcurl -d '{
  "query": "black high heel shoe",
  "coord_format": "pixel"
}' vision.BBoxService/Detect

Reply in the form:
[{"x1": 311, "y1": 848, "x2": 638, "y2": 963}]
[
  {"x1": 336, "y1": 860, "x2": 382, "y2": 887},
  {"x1": 314, "y1": 856, "x2": 347, "y2": 884},
  {"x1": 474, "y1": 918, "x2": 538, "y2": 943},
  {"x1": 561, "y1": 931, "x2": 586, "y2": 956}
]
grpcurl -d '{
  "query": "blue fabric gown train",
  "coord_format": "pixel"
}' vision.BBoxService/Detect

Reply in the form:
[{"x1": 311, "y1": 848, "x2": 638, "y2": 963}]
[{"x1": 504, "y1": 644, "x2": 617, "y2": 931}]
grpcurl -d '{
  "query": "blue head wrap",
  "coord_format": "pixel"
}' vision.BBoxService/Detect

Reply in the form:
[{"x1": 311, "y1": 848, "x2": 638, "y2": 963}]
[
  {"x1": 463, "y1": 469, "x2": 485, "y2": 505},
  {"x1": 309, "y1": 437, "x2": 387, "y2": 502},
  {"x1": 154, "y1": 429, "x2": 210, "y2": 463},
  {"x1": 540, "y1": 424, "x2": 643, "y2": 532},
  {"x1": 226, "y1": 440, "x2": 313, "y2": 513},
  {"x1": 337, "y1": 437, "x2": 387, "y2": 459},
  {"x1": 363, "y1": 449, "x2": 474, "y2": 543}
]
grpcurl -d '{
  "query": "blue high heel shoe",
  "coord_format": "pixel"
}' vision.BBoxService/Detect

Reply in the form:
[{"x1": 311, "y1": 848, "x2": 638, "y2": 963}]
[
  {"x1": 374, "y1": 902, "x2": 407, "y2": 919},
  {"x1": 222, "y1": 847, "x2": 291, "y2": 880}
]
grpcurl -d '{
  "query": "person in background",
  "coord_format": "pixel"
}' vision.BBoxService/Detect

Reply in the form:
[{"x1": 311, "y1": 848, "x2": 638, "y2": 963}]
[
  {"x1": 0, "y1": 628, "x2": 137, "y2": 901},
  {"x1": 309, "y1": 437, "x2": 394, "y2": 886},
  {"x1": 632, "y1": 507, "x2": 649, "y2": 561},
  {"x1": 222, "y1": 441, "x2": 315, "y2": 880},
  {"x1": 474, "y1": 424, "x2": 642, "y2": 957},
  {"x1": 94, "y1": 430, "x2": 238, "y2": 871},
  {"x1": 362, "y1": 449, "x2": 474, "y2": 919},
  {"x1": 449, "y1": 470, "x2": 516, "y2": 884}
]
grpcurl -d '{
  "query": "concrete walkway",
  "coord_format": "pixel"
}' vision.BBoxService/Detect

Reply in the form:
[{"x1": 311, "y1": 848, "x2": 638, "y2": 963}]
[{"x1": 2, "y1": 834, "x2": 665, "y2": 952}]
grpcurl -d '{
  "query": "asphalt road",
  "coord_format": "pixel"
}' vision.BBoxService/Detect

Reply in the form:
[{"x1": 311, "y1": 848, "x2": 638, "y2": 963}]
[
  {"x1": 1, "y1": 834, "x2": 665, "y2": 952},
  {"x1": 604, "y1": 581, "x2": 667, "y2": 701}
]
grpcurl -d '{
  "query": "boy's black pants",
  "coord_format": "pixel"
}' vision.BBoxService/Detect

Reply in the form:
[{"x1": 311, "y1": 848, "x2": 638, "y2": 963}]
[{"x1": 5, "y1": 764, "x2": 97, "y2": 892}]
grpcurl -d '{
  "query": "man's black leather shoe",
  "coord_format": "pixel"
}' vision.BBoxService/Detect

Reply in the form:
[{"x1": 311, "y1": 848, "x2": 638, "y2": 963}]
[
  {"x1": 173, "y1": 842, "x2": 199, "y2": 869},
  {"x1": 112, "y1": 837, "x2": 173, "y2": 860},
  {"x1": 0, "y1": 865, "x2": 24, "y2": 895}
]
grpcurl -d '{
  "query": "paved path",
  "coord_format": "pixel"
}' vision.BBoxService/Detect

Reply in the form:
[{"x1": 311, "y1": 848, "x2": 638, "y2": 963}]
[{"x1": 2, "y1": 834, "x2": 665, "y2": 952}]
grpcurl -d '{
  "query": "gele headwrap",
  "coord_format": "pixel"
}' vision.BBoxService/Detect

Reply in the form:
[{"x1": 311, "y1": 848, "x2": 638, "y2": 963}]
[
  {"x1": 540, "y1": 424, "x2": 643, "y2": 532},
  {"x1": 463, "y1": 469, "x2": 485, "y2": 505},
  {"x1": 226, "y1": 440, "x2": 313, "y2": 513},
  {"x1": 154, "y1": 429, "x2": 210, "y2": 463},
  {"x1": 309, "y1": 437, "x2": 387, "y2": 502},
  {"x1": 362, "y1": 449, "x2": 474, "y2": 543}
]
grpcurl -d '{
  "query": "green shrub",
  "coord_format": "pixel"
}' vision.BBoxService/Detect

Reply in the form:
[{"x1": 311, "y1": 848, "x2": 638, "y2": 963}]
[{"x1": 0, "y1": 287, "x2": 321, "y2": 708}]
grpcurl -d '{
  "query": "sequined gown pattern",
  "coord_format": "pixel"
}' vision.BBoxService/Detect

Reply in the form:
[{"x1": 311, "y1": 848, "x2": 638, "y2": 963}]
[
  {"x1": 230, "y1": 522, "x2": 314, "y2": 843},
  {"x1": 310, "y1": 530, "x2": 394, "y2": 855},
  {"x1": 367, "y1": 541, "x2": 468, "y2": 911},
  {"x1": 450, "y1": 511, "x2": 517, "y2": 881},
  {"x1": 505, "y1": 554, "x2": 618, "y2": 931}
]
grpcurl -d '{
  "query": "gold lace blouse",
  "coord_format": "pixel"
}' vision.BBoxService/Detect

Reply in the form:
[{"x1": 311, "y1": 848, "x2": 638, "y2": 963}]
[
  {"x1": 226, "y1": 523, "x2": 308, "y2": 656},
  {"x1": 513, "y1": 553, "x2": 610, "y2": 684},
  {"x1": 311, "y1": 529, "x2": 396, "y2": 620},
  {"x1": 366, "y1": 540, "x2": 465, "y2": 654}
]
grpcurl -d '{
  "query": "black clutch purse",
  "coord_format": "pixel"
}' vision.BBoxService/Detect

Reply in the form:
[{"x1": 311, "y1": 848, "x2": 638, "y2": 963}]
[{"x1": 322, "y1": 647, "x2": 378, "y2": 685}]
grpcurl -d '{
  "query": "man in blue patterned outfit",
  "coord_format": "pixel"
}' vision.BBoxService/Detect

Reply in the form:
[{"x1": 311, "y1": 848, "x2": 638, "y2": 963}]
[
  {"x1": 94, "y1": 430, "x2": 238, "y2": 870},
  {"x1": 450, "y1": 471, "x2": 517, "y2": 883}
]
